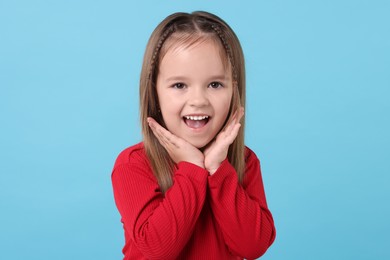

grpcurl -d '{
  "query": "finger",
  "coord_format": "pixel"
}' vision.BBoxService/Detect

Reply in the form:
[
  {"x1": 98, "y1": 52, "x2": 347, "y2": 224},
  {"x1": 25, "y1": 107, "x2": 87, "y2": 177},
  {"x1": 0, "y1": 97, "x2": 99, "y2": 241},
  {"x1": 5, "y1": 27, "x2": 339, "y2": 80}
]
[
  {"x1": 231, "y1": 123, "x2": 241, "y2": 137},
  {"x1": 156, "y1": 125, "x2": 180, "y2": 148},
  {"x1": 229, "y1": 107, "x2": 244, "y2": 126},
  {"x1": 224, "y1": 123, "x2": 242, "y2": 145},
  {"x1": 148, "y1": 117, "x2": 180, "y2": 148},
  {"x1": 147, "y1": 117, "x2": 170, "y2": 145},
  {"x1": 227, "y1": 107, "x2": 244, "y2": 134},
  {"x1": 229, "y1": 109, "x2": 238, "y2": 124},
  {"x1": 147, "y1": 117, "x2": 163, "y2": 130},
  {"x1": 237, "y1": 107, "x2": 244, "y2": 122},
  {"x1": 225, "y1": 108, "x2": 241, "y2": 134},
  {"x1": 148, "y1": 120, "x2": 168, "y2": 147},
  {"x1": 220, "y1": 110, "x2": 237, "y2": 135},
  {"x1": 225, "y1": 120, "x2": 236, "y2": 135},
  {"x1": 148, "y1": 118, "x2": 170, "y2": 139}
]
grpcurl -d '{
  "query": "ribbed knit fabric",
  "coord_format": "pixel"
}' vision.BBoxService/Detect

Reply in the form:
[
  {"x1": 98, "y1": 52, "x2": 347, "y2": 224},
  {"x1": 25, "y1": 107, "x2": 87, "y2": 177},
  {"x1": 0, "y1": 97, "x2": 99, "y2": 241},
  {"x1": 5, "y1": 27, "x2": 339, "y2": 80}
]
[{"x1": 111, "y1": 142, "x2": 276, "y2": 260}]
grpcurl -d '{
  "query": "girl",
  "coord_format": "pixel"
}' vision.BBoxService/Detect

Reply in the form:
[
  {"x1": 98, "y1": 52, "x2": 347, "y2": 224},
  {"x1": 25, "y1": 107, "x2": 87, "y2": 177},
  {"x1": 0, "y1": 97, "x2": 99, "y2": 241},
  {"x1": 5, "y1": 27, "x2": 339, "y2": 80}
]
[{"x1": 112, "y1": 11, "x2": 276, "y2": 260}]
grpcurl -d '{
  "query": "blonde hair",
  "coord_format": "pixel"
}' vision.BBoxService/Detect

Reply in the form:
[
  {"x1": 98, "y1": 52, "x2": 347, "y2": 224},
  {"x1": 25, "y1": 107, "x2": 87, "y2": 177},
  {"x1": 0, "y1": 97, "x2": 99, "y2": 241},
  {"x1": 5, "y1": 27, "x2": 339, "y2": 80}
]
[{"x1": 140, "y1": 11, "x2": 246, "y2": 192}]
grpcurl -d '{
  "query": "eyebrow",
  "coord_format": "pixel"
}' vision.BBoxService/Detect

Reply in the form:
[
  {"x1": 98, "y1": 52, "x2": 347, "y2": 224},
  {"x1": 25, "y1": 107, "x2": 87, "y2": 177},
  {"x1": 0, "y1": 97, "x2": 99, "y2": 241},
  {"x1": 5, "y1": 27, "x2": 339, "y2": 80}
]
[
  {"x1": 164, "y1": 76, "x2": 189, "y2": 82},
  {"x1": 164, "y1": 75, "x2": 230, "y2": 82}
]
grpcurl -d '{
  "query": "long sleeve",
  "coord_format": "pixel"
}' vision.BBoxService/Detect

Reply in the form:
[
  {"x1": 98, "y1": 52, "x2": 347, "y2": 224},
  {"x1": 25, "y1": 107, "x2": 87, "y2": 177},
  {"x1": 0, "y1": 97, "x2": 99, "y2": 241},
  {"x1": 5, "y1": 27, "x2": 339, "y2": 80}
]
[
  {"x1": 111, "y1": 147, "x2": 208, "y2": 259},
  {"x1": 207, "y1": 148, "x2": 276, "y2": 259}
]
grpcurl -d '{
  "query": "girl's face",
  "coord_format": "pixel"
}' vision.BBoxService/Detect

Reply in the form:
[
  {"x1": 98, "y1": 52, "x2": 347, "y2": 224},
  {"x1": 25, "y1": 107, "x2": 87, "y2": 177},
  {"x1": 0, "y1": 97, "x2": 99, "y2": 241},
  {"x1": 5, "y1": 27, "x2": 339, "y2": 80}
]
[{"x1": 156, "y1": 39, "x2": 233, "y2": 149}]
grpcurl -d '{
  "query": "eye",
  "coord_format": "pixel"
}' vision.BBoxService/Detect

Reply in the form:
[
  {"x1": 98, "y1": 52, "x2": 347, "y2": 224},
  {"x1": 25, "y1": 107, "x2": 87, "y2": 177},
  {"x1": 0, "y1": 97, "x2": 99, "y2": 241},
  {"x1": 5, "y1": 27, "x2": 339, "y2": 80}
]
[
  {"x1": 172, "y1": 83, "x2": 186, "y2": 89},
  {"x1": 209, "y1": 82, "x2": 223, "y2": 89}
]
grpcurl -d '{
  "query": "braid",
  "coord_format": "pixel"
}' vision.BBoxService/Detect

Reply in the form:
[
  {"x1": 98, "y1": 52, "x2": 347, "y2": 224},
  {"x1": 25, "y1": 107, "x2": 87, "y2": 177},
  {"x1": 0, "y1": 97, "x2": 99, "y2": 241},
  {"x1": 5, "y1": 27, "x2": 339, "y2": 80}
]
[
  {"x1": 149, "y1": 25, "x2": 175, "y2": 79},
  {"x1": 148, "y1": 22, "x2": 237, "y2": 82},
  {"x1": 210, "y1": 23, "x2": 237, "y2": 82}
]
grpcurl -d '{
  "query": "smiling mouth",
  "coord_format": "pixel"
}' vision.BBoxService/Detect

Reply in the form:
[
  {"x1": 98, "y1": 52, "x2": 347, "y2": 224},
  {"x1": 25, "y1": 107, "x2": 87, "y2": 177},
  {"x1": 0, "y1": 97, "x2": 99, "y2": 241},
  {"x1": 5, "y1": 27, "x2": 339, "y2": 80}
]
[{"x1": 183, "y1": 115, "x2": 210, "y2": 129}]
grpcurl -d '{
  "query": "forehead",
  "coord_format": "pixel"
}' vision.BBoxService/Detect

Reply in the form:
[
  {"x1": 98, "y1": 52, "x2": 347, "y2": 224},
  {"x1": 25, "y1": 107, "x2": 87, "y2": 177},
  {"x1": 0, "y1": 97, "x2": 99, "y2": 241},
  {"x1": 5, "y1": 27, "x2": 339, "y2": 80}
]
[
  {"x1": 159, "y1": 33, "x2": 230, "y2": 70},
  {"x1": 158, "y1": 39, "x2": 231, "y2": 82}
]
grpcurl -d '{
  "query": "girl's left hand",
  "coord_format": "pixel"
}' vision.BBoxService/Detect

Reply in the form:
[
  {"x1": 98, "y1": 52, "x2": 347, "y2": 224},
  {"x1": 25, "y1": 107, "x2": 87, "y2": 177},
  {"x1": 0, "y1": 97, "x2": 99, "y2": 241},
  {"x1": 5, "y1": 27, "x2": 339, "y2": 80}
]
[{"x1": 203, "y1": 107, "x2": 244, "y2": 175}]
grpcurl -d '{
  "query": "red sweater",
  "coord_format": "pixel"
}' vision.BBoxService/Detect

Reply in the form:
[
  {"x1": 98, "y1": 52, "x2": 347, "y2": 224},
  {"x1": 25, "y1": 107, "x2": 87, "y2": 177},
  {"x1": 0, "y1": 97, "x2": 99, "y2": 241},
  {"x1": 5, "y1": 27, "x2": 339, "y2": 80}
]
[{"x1": 111, "y1": 142, "x2": 276, "y2": 260}]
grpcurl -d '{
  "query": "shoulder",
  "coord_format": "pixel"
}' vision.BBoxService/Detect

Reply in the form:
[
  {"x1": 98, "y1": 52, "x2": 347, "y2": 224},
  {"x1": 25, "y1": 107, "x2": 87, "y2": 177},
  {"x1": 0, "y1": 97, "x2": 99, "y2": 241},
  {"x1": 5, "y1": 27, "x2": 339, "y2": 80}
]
[
  {"x1": 113, "y1": 142, "x2": 149, "y2": 170},
  {"x1": 244, "y1": 146, "x2": 260, "y2": 164},
  {"x1": 242, "y1": 146, "x2": 263, "y2": 186},
  {"x1": 111, "y1": 142, "x2": 159, "y2": 188}
]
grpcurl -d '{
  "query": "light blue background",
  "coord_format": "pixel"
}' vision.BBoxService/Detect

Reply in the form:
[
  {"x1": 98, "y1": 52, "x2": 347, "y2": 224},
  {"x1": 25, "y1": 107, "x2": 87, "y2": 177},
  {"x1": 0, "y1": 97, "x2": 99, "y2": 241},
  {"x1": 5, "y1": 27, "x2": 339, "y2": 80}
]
[{"x1": 1, "y1": 0, "x2": 389, "y2": 259}]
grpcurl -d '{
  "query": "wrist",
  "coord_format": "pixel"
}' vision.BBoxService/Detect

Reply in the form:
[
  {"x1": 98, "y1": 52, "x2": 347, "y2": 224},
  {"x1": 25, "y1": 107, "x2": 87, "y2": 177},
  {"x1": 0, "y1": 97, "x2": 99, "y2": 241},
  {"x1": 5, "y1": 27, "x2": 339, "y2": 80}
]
[
  {"x1": 206, "y1": 164, "x2": 220, "y2": 175},
  {"x1": 181, "y1": 159, "x2": 204, "y2": 169}
]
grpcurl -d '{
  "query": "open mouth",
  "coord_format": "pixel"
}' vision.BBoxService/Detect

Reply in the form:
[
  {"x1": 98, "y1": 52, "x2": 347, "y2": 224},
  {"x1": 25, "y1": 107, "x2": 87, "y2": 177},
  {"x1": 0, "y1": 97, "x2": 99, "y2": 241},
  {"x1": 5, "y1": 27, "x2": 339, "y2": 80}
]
[{"x1": 183, "y1": 115, "x2": 210, "y2": 129}]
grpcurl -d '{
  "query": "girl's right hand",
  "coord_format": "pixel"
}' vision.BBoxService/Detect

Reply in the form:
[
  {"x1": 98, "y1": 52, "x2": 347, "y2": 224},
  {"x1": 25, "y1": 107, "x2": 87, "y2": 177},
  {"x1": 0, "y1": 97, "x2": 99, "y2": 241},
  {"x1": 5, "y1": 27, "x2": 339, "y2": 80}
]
[{"x1": 147, "y1": 117, "x2": 205, "y2": 169}]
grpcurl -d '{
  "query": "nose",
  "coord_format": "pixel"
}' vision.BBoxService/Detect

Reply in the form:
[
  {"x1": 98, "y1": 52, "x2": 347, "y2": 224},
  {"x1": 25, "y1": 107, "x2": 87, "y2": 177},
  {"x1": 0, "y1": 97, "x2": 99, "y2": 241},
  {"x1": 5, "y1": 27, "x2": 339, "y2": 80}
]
[{"x1": 188, "y1": 87, "x2": 209, "y2": 107}]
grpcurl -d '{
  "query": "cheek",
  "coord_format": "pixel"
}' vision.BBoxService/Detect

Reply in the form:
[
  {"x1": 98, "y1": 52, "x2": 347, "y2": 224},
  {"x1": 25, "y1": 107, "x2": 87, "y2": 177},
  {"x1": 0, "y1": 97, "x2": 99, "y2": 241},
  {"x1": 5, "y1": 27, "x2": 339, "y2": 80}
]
[
  {"x1": 159, "y1": 98, "x2": 183, "y2": 126},
  {"x1": 158, "y1": 90, "x2": 175, "y2": 112},
  {"x1": 160, "y1": 99, "x2": 181, "y2": 114},
  {"x1": 216, "y1": 92, "x2": 233, "y2": 114}
]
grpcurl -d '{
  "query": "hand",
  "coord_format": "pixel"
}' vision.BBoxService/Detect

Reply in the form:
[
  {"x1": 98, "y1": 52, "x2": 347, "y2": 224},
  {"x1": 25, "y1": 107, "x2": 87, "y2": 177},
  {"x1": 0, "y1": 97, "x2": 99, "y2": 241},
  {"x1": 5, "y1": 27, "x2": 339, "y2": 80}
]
[
  {"x1": 147, "y1": 117, "x2": 205, "y2": 169},
  {"x1": 203, "y1": 107, "x2": 244, "y2": 175}
]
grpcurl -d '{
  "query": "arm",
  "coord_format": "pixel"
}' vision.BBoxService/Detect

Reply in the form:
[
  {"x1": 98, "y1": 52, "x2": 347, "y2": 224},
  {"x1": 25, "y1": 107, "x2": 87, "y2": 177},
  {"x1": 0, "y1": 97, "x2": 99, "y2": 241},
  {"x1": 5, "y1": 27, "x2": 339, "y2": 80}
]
[
  {"x1": 112, "y1": 151, "x2": 208, "y2": 259},
  {"x1": 208, "y1": 150, "x2": 276, "y2": 259}
]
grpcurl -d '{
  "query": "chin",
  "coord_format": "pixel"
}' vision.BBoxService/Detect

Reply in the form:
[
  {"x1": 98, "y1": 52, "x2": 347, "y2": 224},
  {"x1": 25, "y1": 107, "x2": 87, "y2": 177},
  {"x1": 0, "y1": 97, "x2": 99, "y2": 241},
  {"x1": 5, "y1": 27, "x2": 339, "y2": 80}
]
[{"x1": 188, "y1": 138, "x2": 213, "y2": 150}]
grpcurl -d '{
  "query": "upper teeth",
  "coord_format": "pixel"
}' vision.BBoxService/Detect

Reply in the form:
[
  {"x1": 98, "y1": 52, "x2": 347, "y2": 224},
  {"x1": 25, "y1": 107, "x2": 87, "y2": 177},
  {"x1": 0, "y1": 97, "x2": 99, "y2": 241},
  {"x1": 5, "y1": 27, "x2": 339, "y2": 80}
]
[{"x1": 185, "y1": 115, "x2": 209, "y2": 120}]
